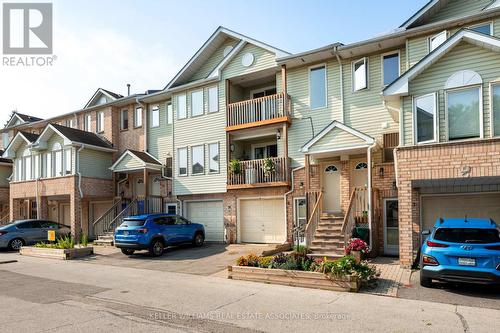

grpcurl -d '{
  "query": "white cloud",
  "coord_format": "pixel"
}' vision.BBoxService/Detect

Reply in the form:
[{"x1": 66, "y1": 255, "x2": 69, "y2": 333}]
[{"x1": 0, "y1": 25, "x2": 178, "y2": 125}]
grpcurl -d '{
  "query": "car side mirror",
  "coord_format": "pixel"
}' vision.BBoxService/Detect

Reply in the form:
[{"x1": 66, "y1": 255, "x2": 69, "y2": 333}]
[{"x1": 421, "y1": 229, "x2": 431, "y2": 236}]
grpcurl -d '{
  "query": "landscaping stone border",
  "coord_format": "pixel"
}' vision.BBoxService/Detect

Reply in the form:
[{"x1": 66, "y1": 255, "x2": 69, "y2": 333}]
[{"x1": 20, "y1": 247, "x2": 94, "y2": 260}]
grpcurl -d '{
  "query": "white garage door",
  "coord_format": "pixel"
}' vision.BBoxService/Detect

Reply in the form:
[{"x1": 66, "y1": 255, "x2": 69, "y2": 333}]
[
  {"x1": 185, "y1": 201, "x2": 224, "y2": 242},
  {"x1": 422, "y1": 193, "x2": 500, "y2": 232},
  {"x1": 239, "y1": 198, "x2": 285, "y2": 243}
]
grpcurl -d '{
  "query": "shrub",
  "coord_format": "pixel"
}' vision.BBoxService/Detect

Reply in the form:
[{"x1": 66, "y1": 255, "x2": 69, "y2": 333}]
[
  {"x1": 33, "y1": 236, "x2": 75, "y2": 249},
  {"x1": 258, "y1": 256, "x2": 273, "y2": 268},
  {"x1": 293, "y1": 245, "x2": 309, "y2": 254},
  {"x1": 236, "y1": 253, "x2": 259, "y2": 267},
  {"x1": 229, "y1": 160, "x2": 241, "y2": 175},
  {"x1": 328, "y1": 255, "x2": 378, "y2": 285},
  {"x1": 345, "y1": 238, "x2": 369, "y2": 255},
  {"x1": 269, "y1": 253, "x2": 288, "y2": 269}
]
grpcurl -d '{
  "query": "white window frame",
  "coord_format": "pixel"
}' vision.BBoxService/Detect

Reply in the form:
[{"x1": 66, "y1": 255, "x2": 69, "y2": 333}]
[
  {"x1": 468, "y1": 21, "x2": 493, "y2": 35},
  {"x1": 177, "y1": 94, "x2": 187, "y2": 119},
  {"x1": 445, "y1": 85, "x2": 484, "y2": 141},
  {"x1": 24, "y1": 155, "x2": 32, "y2": 181},
  {"x1": 352, "y1": 58, "x2": 368, "y2": 92},
  {"x1": 381, "y1": 51, "x2": 400, "y2": 86},
  {"x1": 43, "y1": 152, "x2": 52, "y2": 178},
  {"x1": 84, "y1": 114, "x2": 92, "y2": 132},
  {"x1": 208, "y1": 142, "x2": 220, "y2": 174},
  {"x1": 190, "y1": 90, "x2": 204, "y2": 117},
  {"x1": 191, "y1": 145, "x2": 205, "y2": 175},
  {"x1": 166, "y1": 102, "x2": 173, "y2": 125},
  {"x1": 207, "y1": 86, "x2": 219, "y2": 113},
  {"x1": 53, "y1": 143, "x2": 63, "y2": 177},
  {"x1": 64, "y1": 148, "x2": 72, "y2": 175},
  {"x1": 120, "y1": 109, "x2": 129, "y2": 130},
  {"x1": 428, "y1": 30, "x2": 447, "y2": 53},
  {"x1": 96, "y1": 111, "x2": 104, "y2": 133},
  {"x1": 413, "y1": 92, "x2": 438, "y2": 144},
  {"x1": 308, "y1": 64, "x2": 327, "y2": 109},
  {"x1": 165, "y1": 203, "x2": 177, "y2": 215},
  {"x1": 177, "y1": 147, "x2": 188, "y2": 177},
  {"x1": 150, "y1": 105, "x2": 160, "y2": 128},
  {"x1": 134, "y1": 107, "x2": 143, "y2": 128},
  {"x1": 34, "y1": 154, "x2": 40, "y2": 179},
  {"x1": 490, "y1": 81, "x2": 500, "y2": 137},
  {"x1": 15, "y1": 158, "x2": 21, "y2": 181}
]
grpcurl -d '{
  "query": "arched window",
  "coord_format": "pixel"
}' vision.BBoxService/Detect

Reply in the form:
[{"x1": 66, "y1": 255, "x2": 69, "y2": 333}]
[
  {"x1": 324, "y1": 165, "x2": 338, "y2": 173},
  {"x1": 355, "y1": 162, "x2": 368, "y2": 170}
]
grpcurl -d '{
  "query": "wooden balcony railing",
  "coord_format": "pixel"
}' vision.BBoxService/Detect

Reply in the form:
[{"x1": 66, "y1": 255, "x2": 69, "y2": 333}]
[
  {"x1": 227, "y1": 93, "x2": 291, "y2": 130},
  {"x1": 227, "y1": 157, "x2": 289, "y2": 188}
]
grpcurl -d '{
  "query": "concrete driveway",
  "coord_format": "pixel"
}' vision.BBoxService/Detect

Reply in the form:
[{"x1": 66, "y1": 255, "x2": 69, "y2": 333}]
[
  {"x1": 83, "y1": 243, "x2": 276, "y2": 276},
  {"x1": 398, "y1": 270, "x2": 500, "y2": 310}
]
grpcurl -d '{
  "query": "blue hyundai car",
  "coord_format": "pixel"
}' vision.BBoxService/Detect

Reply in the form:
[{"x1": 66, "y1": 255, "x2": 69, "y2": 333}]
[
  {"x1": 114, "y1": 214, "x2": 205, "y2": 256},
  {"x1": 420, "y1": 218, "x2": 500, "y2": 287}
]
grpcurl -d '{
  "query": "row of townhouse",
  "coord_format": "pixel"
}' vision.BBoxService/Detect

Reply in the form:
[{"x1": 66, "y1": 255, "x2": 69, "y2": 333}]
[{"x1": 1, "y1": 0, "x2": 500, "y2": 266}]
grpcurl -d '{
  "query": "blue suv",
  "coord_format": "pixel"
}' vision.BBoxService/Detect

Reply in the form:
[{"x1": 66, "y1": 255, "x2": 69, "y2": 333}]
[
  {"x1": 420, "y1": 218, "x2": 500, "y2": 287},
  {"x1": 114, "y1": 214, "x2": 205, "y2": 256}
]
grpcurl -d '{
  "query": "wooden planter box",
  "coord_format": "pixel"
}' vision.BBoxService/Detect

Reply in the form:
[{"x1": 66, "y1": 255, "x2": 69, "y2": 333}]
[
  {"x1": 20, "y1": 246, "x2": 94, "y2": 260},
  {"x1": 228, "y1": 266, "x2": 360, "y2": 292}
]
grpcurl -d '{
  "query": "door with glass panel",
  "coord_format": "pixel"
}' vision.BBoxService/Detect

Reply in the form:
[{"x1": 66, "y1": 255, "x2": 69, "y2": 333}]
[{"x1": 383, "y1": 199, "x2": 399, "y2": 255}]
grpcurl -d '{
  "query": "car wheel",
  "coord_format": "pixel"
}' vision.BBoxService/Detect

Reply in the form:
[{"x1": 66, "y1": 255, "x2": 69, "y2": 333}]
[
  {"x1": 8, "y1": 238, "x2": 24, "y2": 251},
  {"x1": 420, "y1": 271, "x2": 433, "y2": 288},
  {"x1": 193, "y1": 233, "x2": 204, "y2": 247},
  {"x1": 121, "y1": 248, "x2": 135, "y2": 255},
  {"x1": 149, "y1": 239, "x2": 164, "y2": 257}
]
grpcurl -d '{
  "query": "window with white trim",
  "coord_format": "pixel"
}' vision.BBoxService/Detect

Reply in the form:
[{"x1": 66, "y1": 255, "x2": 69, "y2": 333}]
[
  {"x1": 120, "y1": 109, "x2": 129, "y2": 130},
  {"x1": 84, "y1": 114, "x2": 92, "y2": 132},
  {"x1": 191, "y1": 90, "x2": 204, "y2": 117},
  {"x1": 34, "y1": 154, "x2": 40, "y2": 179},
  {"x1": 208, "y1": 142, "x2": 219, "y2": 173},
  {"x1": 353, "y1": 58, "x2": 368, "y2": 91},
  {"x1": 414, "y1": 93, "x2": 437, "y2": 143},
  {"x1": 24, "y1": 155, "x2": 32, "y2": 180},
  {"x1": 492, "y1": 83, "x2": 500, "y2": 136},
  {"x1": 15, "y1": 158, "x2": 21, "y2": 181},
  {"x1": 355, "y1": 162, "x2": 368, "y2": 170},
  {"x1": 208, "y1": 86, "x2": 218, "y2": 113},
  {"x1": 43, "y1": 152, "x2": 52, "y2": 178},
  {"x1": 166, "y1": 103, "x2": 173, "y2": 124},
  {"x1": 447, "y1": 87, "x2": 481, "y2": 140},
  {"x1": 309, "y1": 65, "x2": 327, "y2": 109},
  {"x1": 469, "y1": 23, "x2": 492, "y2": 35},
  {"x1": 382, "y1": 52, "x2": 399, "y2": 86},
  {"x1": 191, "y1": 145, "x2": 204, "y2": 175},
  {"x1": 324, "y1": 165, "x2": 338, "y2": 173},
  {"x1": 178, "y1": 147, "x2": 187, "y2": 176},
  {"x1": 96, "y1": 111, "x2": 104, "y2": 133},
  {"x1": 150, "y1": 105, "x2": 160, "y2": 128},
  {"x1": 64, "y1": 148, "x2": 72, "y2": 175},
  {"x1": 66, "y1": 118, "x2": 76, "y2": 128},
  {"x1": 53, "y1": 142, "x2": 63, "y2": 177},
  {"x1": 134, "y1": 107, "x2": 143, "y2": 128},
  {"x1": 429, "y1": 31, "x2": 447, "y2": 52},
  {"x1": 177, "y1": 94, "x2": 187, "y2": 119}
]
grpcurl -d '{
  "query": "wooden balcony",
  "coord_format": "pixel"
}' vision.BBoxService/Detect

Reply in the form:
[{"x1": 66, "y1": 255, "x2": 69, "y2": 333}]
[
  {"x1": 227, "y1": 157, "x2": 290, "y2": 189},
  {"x1": 226, "y1": 93, "x2": 291, "y2": 131}
]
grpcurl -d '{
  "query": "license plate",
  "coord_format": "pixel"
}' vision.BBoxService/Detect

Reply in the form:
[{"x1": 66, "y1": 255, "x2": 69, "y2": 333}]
[
  {"x1": 458, "y1": 257, "x2": 475, "y2": 266},
  {"x1": 123, "y1": 231, "x2": 129, "y2": 236}
]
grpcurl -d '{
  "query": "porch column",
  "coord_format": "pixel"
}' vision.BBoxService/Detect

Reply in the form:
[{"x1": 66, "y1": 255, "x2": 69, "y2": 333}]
[
  {"x1": 70, "y1": 192, "x2": 82, "y2": 242},
  {"x1": 9, "y1": 197, "x2": 20, "y2": 221},
  {"x1": 39, "y1": 196, "x2": 49, "y2": 219},
  {"x1": 143, "y1": 169, "x2": 149, "y2": 197}
]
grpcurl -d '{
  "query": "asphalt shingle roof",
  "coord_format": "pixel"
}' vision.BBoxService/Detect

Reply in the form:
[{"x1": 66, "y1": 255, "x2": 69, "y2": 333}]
[
  {"x1": 51, "y1": 124, "x2": 113, "y2": 149},
  {"x1": 127, "y1": 150, "x2": 162, "y2": 165}
]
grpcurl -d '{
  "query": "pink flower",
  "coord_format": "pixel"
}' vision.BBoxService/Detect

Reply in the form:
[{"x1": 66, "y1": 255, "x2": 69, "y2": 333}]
[{"x1": 345, "y1": 238, "x2": 369, "y2": 254}]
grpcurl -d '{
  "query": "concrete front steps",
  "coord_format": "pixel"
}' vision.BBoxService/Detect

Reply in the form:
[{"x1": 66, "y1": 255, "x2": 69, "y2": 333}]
[
  {"x1": 93, "y1": 232, "x2": 114, "y2": 246},
  {"x1": 309, "y1": 214, "x2": 345, "y2": 259}
]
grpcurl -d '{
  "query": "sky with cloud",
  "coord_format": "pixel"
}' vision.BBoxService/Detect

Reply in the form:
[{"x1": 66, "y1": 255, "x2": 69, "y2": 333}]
[{"x1": 0, "y1": 0, "x2": 428, "y2": 125}]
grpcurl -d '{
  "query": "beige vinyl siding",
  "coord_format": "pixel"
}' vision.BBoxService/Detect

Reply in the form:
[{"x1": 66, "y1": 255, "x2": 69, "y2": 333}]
[
  {"x1": 189, "y1": 37, "x2": 238, "y2": 82},
  {"x1": 287, "y1": 59, "x2": 342, "y2": 166},
  {"x1": 223, "y1": 43, "x2": 277, "y2": 78},
  {"x1": 402, "y1": 41, "x2": 500, "y2": 146},
  {"x1": 147, "y1": 101, "x2": 172, "y2": 163},
  {"x1": 114, "y1": 154, "x2": 143, "y2": 171},
  {"x1": 308, "y1": 128, "x2": 367, "y2": 154},
  {"x1": 425, "y1": 0, "x2": 492, "y2": 25},
  {"x1": 0, "y1": 165, "x2": 12, "y2": 187},
  {"x1": 79, "y1": 149, "x2": 113, "y2": 179}
]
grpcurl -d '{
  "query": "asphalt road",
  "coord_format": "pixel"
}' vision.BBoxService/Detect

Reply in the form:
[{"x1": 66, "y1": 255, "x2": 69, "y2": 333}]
[{"x1": 1, "y1": 252, "x2": 499, "y2": 333}]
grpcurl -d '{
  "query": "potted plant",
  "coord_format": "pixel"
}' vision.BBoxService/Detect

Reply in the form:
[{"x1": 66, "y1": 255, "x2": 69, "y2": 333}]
[
  {"x1": 345, "y1": 238, "x2": 369, "y2": 263},
  {"x1": 263, "y1": 157, "x2": 275, "y2": 176},
  {"x1": 229, "y1": 159, "x2": 241, "y2": 175}
]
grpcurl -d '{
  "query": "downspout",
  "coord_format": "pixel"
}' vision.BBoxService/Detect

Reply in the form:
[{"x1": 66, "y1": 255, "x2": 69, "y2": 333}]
[
  {"x1": 284, "y1": 166, "x2": 305, "y2": 245},
  {"x1": 367, "y1": 141, "x2": 377, "y2": 250},
  {"x1": 334, "y1": 49, "x2": 344, "y2": 123}
]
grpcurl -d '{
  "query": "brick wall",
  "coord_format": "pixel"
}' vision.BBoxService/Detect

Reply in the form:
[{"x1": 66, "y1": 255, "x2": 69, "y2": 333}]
[{"x1": 396, "y1": 138, "x2": 500, "y2": 267}]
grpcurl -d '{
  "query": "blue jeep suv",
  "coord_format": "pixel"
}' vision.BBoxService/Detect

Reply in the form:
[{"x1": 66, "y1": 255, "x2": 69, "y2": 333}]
[
  {"x1": 420, "y1": 218, "x2": 500, "y2": 287},
  {"x1": 114, "y1": 214, "x2": 205, "y2": 256}
]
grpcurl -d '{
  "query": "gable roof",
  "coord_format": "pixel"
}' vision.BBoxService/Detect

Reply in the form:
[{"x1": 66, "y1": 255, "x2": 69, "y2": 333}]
[
  {"x1": 301, "y1": 121, "x2": 375, "y2": 153},
  {"x1": 34, "y1": 124, "x2": 114, "y2": 151},
  {"x1": 4, "y1": 112, "x2": 43, "y2": 129},
  {"x1": 1, "y1": 131, "x2": 40, "y2": 159},
  {"x1": 84, "y1": 88, "x2": 124, "y2": 108},
  {"x1": 110, "y1": 149, "x2": 162, "y2": 172},
  {"x1": 19, "y1": 131, "x2": 40, "y2": 143},
  {"x1": 383, "y1": 29, "x2": 500, "y2": 97},
  {"x1": 165, "y1": 26, "x2": 290, "y2": 90}
]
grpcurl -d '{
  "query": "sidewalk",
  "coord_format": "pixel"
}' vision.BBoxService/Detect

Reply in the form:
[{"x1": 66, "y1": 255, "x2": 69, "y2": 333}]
[{"x1": 362, "y1": 256, "x2": 412, "y2": 297}]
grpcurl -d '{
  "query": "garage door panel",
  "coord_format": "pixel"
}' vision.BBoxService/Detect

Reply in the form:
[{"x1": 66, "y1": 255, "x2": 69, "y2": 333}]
[
  {"x1": 186, "y1": 201, "x2": 223, "y2": 242},
  {"x1": 422, "y1": 194, "x2": 500, "y2": 232},
  {"x1": 240, "y1": 198, "x2": 285, "y2": 244}
]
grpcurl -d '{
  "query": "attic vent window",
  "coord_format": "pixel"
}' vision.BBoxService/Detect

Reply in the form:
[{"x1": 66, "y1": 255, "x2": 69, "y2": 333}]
[
  {"x1": 223, "y1": 45, "x2": 233, "y2": 57},
  {"x1": 241, "y1": 53, "x2": 254, "y2": 67}
]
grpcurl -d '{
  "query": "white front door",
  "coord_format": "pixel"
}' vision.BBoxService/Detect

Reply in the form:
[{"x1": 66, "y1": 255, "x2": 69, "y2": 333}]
[
  {"x1": 383, "y1": 199, "x2": 399, "y2": 255},
  {"x1": 351, "y1": 161, "x2": 368, "y2": 189},
  {"x1": 322, "y1": 164, "x2": 341, "y2": 212},
  {"x1": 134, "y1": 177, "x2": 145, "y2": 197}
]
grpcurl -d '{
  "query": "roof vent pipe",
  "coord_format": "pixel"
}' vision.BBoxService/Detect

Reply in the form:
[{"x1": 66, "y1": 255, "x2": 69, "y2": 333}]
[{"x1": 127, "y1": 84, "x2": 131, "y2": 96}]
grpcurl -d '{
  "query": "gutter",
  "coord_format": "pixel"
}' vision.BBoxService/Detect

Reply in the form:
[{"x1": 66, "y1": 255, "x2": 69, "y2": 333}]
[{"x1": 367, "y1": 141, "x2": 377, "y2": 250}]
